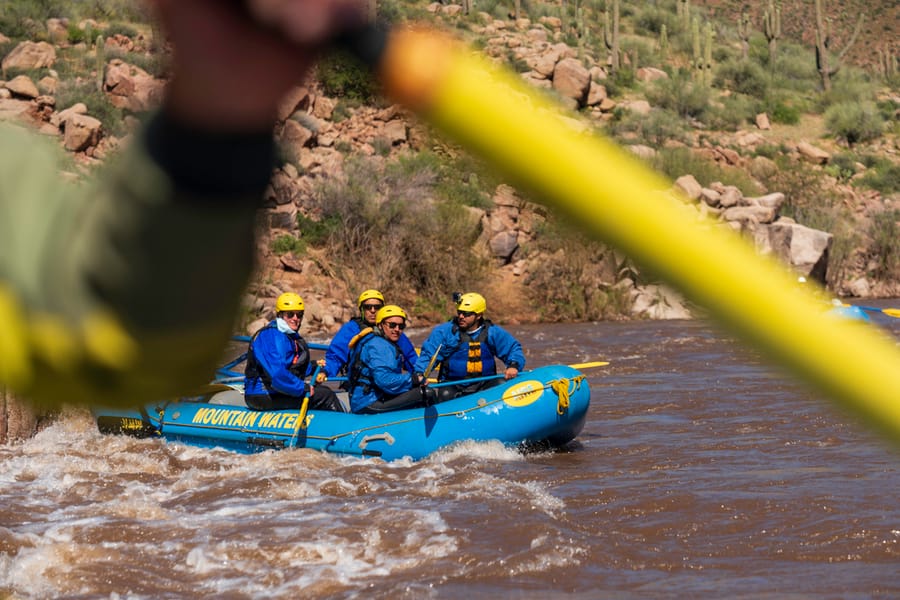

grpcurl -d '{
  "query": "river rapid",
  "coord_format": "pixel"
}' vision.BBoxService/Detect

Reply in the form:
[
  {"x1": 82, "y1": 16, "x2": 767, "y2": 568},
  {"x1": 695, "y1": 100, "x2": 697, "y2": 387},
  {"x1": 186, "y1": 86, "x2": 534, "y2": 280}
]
[{"x1": 2, "y1": 302, "x2": 899, "y2": 599}]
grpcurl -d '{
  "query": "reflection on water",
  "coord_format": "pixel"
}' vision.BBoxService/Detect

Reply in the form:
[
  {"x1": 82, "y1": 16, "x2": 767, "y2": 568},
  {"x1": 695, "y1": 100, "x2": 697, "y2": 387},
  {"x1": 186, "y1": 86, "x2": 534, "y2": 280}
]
[{"x1": 2, "y1": 305, "x2": 899, "y2": 598}]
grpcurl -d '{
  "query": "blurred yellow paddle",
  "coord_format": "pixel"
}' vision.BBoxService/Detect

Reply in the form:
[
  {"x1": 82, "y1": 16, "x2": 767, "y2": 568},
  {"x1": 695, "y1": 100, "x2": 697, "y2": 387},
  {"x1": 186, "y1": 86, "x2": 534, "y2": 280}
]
[{"x1": 354, "y1": 25, "x2": 900, "y2": 443}]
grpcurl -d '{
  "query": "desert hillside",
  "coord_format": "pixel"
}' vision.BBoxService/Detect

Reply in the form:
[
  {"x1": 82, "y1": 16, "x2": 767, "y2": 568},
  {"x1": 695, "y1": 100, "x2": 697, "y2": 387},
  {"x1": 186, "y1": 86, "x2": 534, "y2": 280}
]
[{"x1": 1, "y1": 0, "x2": 898, "y2": 336}]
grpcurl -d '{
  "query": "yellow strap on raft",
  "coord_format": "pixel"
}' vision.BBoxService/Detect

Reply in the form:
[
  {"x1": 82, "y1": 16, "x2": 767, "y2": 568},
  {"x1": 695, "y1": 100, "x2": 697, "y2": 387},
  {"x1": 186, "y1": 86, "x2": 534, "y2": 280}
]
[{"x1": 376, "y1": 27, "x2": 900, "y2": 444}]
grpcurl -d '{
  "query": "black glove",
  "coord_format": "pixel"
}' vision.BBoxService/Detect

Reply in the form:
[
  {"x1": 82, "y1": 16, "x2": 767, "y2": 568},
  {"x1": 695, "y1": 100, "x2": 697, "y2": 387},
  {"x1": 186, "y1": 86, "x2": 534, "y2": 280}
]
[
  {"x1": 421, "y1": 386, "x2": 437, "y2": 407},
  {"x1": 412, "y1": 372, "x2": 427, "y2": 388}
]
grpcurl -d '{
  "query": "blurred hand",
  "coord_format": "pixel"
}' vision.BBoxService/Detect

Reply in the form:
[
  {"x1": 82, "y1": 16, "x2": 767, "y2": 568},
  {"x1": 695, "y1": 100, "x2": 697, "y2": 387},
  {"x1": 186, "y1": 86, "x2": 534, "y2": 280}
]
[
  {"x1": 149, "y1": 0, "x2": 367, "y2": 131},
  {"x1": 504, "y1": 367, "x2": 519, "y2": 380}
]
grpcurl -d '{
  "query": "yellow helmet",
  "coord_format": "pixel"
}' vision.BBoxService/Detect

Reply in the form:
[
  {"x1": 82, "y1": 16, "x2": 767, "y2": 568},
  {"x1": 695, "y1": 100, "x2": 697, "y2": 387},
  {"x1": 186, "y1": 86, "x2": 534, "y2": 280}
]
[
  {"x1": 276, "y1": 292, "x2": 305, "y2": 312},
  {"x1": 456, "y1": 292, "x2": 486, "y2": 314},
  {"x1": 357, "y1": 289, "x2": 385, "y2": 309},
  {"x1": 375, "y1": 304, "x2": 408, "y2": 325}
]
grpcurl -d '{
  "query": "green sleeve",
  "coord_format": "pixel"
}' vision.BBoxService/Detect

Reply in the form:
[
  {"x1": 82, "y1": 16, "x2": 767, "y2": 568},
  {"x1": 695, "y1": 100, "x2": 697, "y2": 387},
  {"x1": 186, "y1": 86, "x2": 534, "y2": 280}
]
[{"x1": 0, "y1": 115, "x2": 272, "y2": 409}]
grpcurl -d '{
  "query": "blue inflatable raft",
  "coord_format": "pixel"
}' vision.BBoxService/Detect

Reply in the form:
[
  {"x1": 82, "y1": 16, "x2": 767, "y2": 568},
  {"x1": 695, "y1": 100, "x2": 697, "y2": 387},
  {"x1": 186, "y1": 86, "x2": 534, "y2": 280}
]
[{"x1": 94, "y1": 364, "x2": 591, "y2": 461}]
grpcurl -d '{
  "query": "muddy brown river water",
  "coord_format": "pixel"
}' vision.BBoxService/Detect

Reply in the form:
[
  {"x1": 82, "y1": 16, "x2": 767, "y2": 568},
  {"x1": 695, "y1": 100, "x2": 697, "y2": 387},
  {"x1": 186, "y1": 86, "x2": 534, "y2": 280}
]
[{"x1": 2, "y1": 303, "x2": 899, "y2": 598}]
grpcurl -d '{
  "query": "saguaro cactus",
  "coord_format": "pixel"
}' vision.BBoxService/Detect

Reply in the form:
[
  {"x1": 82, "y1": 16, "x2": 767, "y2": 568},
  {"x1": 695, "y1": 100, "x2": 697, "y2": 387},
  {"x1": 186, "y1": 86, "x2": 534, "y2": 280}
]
[
  {"x1": 876, "y1": 45, "x2": 898, "y2": 81},
  {"x1": 762, "y1": 0, "x2": 781, "y2": 70},
  {"x1": 692, "y1": 19, "x2": 713, "y2": 86},
  {"x1": 658, "y1": 24, "x2": 669, "y2": 60},
  {"x1": 603, "y1": 0, "x2": 621, "y2": 73},
  {"x1": 702, "y1": 21, "x2": 713, "y2": 86},
  {"x1": 677, "y1": 0, "x2": 691, "y2": 31},
  {"x1": 692, "y1": 17, "x2": 701, "y2": 81},
  {"x1": 814, "y1": 0, "x2": 865, "y2": 92},
  {"x1": 95, "y1": 35, "x2": 105, "y2": 92},
  {"x1": 737, "y1": 11, "x2": 751, "y2": 61}
]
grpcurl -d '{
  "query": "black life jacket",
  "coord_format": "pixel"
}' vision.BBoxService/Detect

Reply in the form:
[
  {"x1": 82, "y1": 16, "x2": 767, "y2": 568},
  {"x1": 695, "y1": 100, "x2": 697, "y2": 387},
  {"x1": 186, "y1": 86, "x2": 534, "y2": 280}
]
[
  {"x1": 346, "y1": 327, "x2": 402, "y2": 396},
  {"x1": 245, "y1": 322, "x2": 310, "y2": 388}
]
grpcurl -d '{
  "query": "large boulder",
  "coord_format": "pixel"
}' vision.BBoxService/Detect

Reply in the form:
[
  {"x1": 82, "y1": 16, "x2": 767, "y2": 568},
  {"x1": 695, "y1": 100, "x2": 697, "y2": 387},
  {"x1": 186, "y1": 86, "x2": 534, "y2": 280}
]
[
  {"x1": 4, "y1": 75, "x2": 39, "y2": 99},
  {"x1": 552, "y1": 57, "x2": 590, "y2": 106},
  {"x1": 2, "y1": 41, "x2": 56, "y2": 71},
  {"x1": 103, "y1": 59, "x2": 164, "y2": 112},
  {"x1": 759, "y1": 220, "x2": 833, "y2": 282},
  {"x1": 63, "y1": 113, "x2": 102, "y2": 152}
]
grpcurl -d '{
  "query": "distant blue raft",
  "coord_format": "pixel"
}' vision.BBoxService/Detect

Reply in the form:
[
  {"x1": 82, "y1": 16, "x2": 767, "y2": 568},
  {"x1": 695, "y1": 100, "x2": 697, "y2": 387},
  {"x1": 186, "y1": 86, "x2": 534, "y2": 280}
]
[
  {"x1": 94, "y1": 365, "x2": 591, "y2": 461},
  {"x1": 828, "y1": 304, "x2": 871, "y2": 322}
]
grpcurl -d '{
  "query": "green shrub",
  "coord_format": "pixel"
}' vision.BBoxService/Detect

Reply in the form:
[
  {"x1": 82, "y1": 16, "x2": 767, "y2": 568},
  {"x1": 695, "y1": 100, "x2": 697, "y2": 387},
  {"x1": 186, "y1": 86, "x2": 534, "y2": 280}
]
[
  {"x1": 855, "y1": 162, "x2": 900, "y2": 195},
  {"x1": 867, "y1": 209, "x2": 900, "y2": 280},
  {"x1": 707, "y1": 93, "x2": 757, "y2": 131},
  {"x1": 644, "y1": 71, "x2": 710, "y2": 119},
  {"x1": 372, "y1": 136, "x2": 392, "y2": 157},
  {"x1": 271, "y1": 234, "x2": 306, "y2": 256},
  {"x1": 753, "y1": 144, "x2": 781, "y2": 159},
  {"x1": 767, "y1": 100, "x2": 801, "y2": 125},
  {"x1": 316, "y1": 50, "x2": 380, "y2": 104},
  {"x1": 620, "y1": 38, "x2": 656, "y2": 69},
  {"x1": 101, "y1": 22, "x2": 139, "y2": 39},
  {"x1": 296, "y1": 212, "x2": 340, "y2": 247},
  {"x1": 310, "y1": 155, "x2": 487, "y2": 307},
  {"x1": 651, "y1": 147, "x2": 763, "y2": 194},
  {"x1": 386, "y1": 149, "x2": 496, "y2": 209},
  {"x1": 55, "y1": 78, "x2": 127, "y2": 136},
  {"x1": 605, "y1": 67, "x2": 636, "y2": 96},
  {"x1": 609, "y1": 107, "x2": 689, "y2": 147},
  {"x1": 818, "y1": 67, "x2": 878, "y2": 110},
  {"x1": 522, "y1": 218, "x2": 632, "y2": 321},
  {"x1": 757, "y1": 155, "x2": 844, "y2": 230},
  {"x1": 770, "y1": 43, "x2": 820, "y2": 93},
  {"x1": 0, "y1": 0, "x2": 62, "y2": 38},
  {"x1": 824, "y1": 101, "x2": 884, "y2": 146},
  {"x1": 713, "y1": 59, "x2": 768, "y2": 98},
  {"x1": 825, "y1": 153, "x2": 859, "y2": 183},
  {"x1": 67, "y1": 22, "x2": 86, "y2": 45},
  {"x1": 634, "y1": 5, "x2": 678, "y2": 35}
]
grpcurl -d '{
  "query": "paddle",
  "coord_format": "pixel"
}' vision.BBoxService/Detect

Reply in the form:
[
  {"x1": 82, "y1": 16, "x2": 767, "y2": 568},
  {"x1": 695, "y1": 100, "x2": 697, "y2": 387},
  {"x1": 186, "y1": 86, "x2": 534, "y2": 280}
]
[
  {"x1": 569, "y1": 361, "x2": 610, "y2": 369},
  {"x1": 429, "y1": 361, "x2": 610, "y2": 388},
  {"x1": 844, "y1": 304, "x2": 900, "y2": 319},
  {"x1": 289, "y1": 364, "x2": 321, "y2": 448}
]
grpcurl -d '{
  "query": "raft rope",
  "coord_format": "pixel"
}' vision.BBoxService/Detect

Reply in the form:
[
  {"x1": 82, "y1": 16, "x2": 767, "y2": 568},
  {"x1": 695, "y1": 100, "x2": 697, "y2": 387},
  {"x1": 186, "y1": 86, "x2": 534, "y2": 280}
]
[
  {"x1": 311, "y1": 377, "x2": 580, "y2": 444},
  {"x1": 550, "y1": 375, "x2": 586, "y2": 415}
]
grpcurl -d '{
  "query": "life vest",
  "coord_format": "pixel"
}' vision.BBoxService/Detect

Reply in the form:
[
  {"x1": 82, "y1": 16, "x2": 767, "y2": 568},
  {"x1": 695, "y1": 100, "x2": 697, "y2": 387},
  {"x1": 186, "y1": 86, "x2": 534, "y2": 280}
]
[
  {"x1": 346, "y1": 327, "x2": 402, "y2": 397},
  {"x1": 439, "y1": 320, "x2": 496, "y2": 380},
  {"x1": 245, "y1": 321, "x2": 309, "y2": 388}
]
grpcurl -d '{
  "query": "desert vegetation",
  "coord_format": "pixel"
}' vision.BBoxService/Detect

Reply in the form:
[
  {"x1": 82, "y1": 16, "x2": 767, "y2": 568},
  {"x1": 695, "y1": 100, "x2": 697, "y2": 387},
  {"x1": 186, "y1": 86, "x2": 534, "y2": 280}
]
[{"x1": 2, "y1": 0, "x2": 898, "y2": 325}]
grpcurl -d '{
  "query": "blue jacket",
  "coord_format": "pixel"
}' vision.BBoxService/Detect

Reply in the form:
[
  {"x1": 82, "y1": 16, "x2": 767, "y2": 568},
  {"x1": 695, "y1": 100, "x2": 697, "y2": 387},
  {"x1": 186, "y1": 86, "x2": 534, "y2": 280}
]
[
  {"x1": 244, "y1": 319, "x2": 313, "y2": 399},
  {"x1": 415, "y1": 319, "x2": 526, "y2": 381},
  {"x1": 324, "y1": 317, "x2": 418, "y2": 378},
  {"x1": 347, "y1": 332, "x2": 413, "y2": 413}
]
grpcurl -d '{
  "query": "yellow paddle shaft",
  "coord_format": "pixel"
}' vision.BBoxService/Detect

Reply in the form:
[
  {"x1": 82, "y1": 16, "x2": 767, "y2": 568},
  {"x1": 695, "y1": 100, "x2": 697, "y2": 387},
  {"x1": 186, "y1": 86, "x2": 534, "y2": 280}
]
[
  {"x1": 569, "y1": 362, "x2": 610, "y2": 369},
  {"x1": 376, "y1": 28, "x2": 900, "y2": 441}
]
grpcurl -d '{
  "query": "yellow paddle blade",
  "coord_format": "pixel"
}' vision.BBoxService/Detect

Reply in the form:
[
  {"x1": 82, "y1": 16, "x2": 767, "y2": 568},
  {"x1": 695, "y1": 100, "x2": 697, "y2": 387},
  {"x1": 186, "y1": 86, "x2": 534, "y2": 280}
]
[
  {"x1": 568, "y1": 361, "x2": 610, "y2": 369},
  {"x1": 883, "y1": 308, "x2": 900, "y2": 318}
]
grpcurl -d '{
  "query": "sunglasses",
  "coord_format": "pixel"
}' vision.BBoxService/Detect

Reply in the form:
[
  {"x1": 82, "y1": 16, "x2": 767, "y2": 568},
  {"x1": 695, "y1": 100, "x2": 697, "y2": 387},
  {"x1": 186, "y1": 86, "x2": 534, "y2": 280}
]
[
  {"x1": 457, "y1": 310, "x2": 476, "y2": 318},
  {"x1": 382, "y1": 321, "x2": 406, "y2": 330},
  {"x1": 282, "y1": 311, "x2": 304, "y2": 319},
  {"x1": 362, "y1": 303, "x2": 384, "y2": 311}
]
